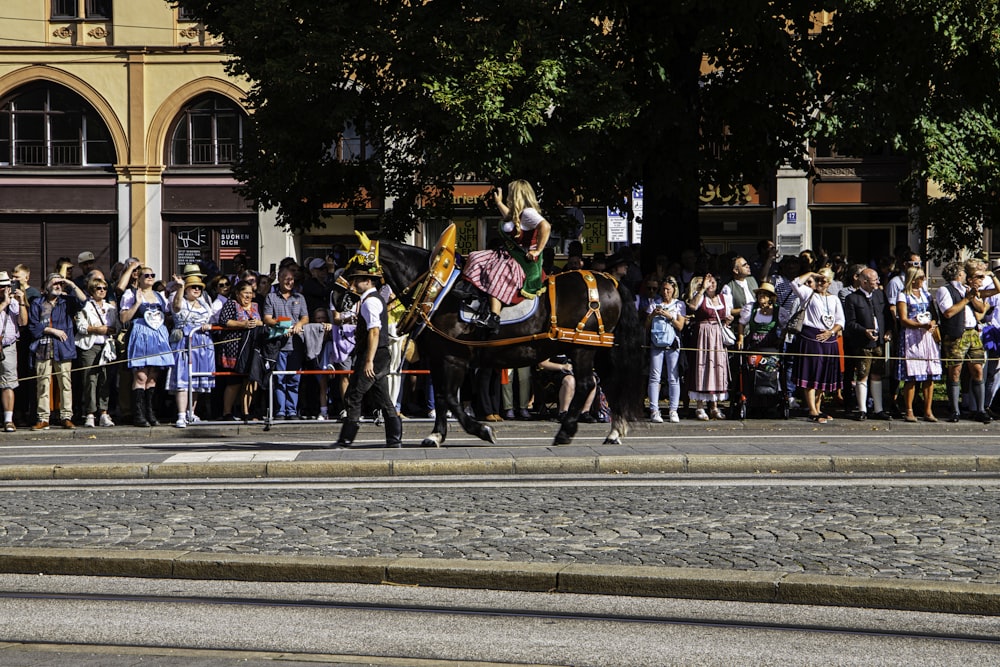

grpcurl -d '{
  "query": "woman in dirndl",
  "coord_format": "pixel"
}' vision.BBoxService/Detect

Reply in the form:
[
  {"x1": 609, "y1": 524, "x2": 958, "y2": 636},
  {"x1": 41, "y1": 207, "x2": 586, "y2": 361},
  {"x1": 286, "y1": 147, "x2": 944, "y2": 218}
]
[
  {"x1": 461, "y1": 179, "x2": 551, "y2": 334},
  {"x1": 686, "y1": 273, "x2": 732, "y2": 421},
  {"x1": 119, "y1": 266, "x2": 174, "y2": 426},
  {"x1": 896, "y1": 266, "x2": 942, "y2": 422},
  {"x1": 217, "y1": 280, "x2": 263, "y2": 421},
  {"x1": 167, "y1": 275, "x2": 216, "y2": 427},
  {"x1": 790, "y1": 267, "x2": 845, "y2": 423}
]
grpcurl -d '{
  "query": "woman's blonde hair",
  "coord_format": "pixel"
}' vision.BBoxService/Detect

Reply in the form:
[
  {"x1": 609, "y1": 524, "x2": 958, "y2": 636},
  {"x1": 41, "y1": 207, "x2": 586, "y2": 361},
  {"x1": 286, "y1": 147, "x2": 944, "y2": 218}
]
[
  {"x1": 817, "y1": 267, "x2": 834, "y2": 285},
  {"x1": 902, "y1": 266, "x2": 924, "y2": 294},
  {"x1": 506, "y1": 179, "x2": 540, "y2": 230}
]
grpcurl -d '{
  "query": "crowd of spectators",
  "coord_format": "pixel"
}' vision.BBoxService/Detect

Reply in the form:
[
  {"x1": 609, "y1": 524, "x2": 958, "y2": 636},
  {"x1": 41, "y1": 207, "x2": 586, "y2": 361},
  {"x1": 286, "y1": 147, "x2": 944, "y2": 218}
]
[
  {"x1": 634, "y1": 240, "x2": 1000, "y2": 424},
  {"x1": 3, "y1": 238, "x2": 998, "y2": 433}
]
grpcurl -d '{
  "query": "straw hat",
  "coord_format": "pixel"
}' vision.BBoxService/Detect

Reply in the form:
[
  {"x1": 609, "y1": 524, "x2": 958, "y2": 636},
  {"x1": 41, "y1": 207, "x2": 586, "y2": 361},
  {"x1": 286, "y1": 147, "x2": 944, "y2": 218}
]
[
  {"x1": 182, "y1": 274, "x2": 206, "y2": 290},
  {"x1": 754, "y1": 282, "x2": 778, "y2": 299},
  {"x1": 182, "y1": 263, "x2": 206, "y2": 278}
]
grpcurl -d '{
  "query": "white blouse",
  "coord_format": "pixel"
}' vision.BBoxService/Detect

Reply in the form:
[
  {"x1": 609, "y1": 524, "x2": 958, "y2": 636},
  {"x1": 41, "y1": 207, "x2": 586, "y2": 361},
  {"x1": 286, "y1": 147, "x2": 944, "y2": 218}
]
[{"x1": 791, "y1": 279, "x2": 845, "y2": 331}]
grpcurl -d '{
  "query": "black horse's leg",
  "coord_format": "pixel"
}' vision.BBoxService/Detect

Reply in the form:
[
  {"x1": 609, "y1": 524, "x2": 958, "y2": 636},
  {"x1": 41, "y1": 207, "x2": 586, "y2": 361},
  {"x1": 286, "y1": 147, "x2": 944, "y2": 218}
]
[
  {"x1": 422, "y1": 362, "x2": 451, "y2": 447},
  {"x1": 448, "y1": 358, "x2": 497, "y2": 444},
  {"x1": 553, "y1": 351, "x2": 598, "y2": 446},
  {"x1": 422, "y1": 356, "x2": 497, "y2": 447}
]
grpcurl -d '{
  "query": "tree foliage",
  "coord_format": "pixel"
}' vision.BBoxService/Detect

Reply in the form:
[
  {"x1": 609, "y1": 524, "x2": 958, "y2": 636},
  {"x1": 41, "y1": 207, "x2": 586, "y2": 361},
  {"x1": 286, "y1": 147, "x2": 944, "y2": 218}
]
[
  {"x1": 809, "y1": 0, "x2": 1000, "y2": 261},
  {"x1": 175, "y1": 0, "x2": 1000, "y2": 264}
]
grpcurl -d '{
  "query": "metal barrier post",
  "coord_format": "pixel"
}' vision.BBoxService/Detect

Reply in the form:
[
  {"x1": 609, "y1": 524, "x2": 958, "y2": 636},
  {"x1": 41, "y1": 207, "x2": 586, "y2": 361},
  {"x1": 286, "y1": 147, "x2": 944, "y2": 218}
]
[{"x1": 185, "y1": 328, "x2": 195, "y2": 423}]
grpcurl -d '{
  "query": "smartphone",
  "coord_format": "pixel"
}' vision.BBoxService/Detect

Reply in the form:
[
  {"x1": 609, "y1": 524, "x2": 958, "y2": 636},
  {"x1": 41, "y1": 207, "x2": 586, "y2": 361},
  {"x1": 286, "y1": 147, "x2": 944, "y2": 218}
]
[{"x1": 269, "y1": 262, "x2": 276, "y2": 275}]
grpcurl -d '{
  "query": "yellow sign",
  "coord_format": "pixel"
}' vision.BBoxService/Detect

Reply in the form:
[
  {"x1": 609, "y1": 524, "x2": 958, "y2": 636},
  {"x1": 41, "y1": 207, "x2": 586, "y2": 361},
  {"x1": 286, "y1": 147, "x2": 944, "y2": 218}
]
[
  {"x1": 581, "y1": 214, "x2": 607, "y2": 255},
  {"x1": 455, "y1": 218, "x2": 478, "y2": 257}
]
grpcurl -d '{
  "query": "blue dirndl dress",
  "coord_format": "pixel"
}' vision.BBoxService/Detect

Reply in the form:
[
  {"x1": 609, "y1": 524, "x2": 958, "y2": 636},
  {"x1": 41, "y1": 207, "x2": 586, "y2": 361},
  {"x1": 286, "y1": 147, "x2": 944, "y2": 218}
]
[
  {"x1": 167, "y1": 297, "x2": 217, "y2": 392},
  {"x1": 127, "y1": 295, "x2": 174, "y2": 369}
]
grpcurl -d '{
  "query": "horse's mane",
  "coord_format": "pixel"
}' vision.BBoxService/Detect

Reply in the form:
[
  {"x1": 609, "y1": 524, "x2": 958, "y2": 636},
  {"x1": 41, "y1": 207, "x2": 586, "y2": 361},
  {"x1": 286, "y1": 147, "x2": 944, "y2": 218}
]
[{"x1": 378, "y1": 239, "x2": 431, "y2": 292}]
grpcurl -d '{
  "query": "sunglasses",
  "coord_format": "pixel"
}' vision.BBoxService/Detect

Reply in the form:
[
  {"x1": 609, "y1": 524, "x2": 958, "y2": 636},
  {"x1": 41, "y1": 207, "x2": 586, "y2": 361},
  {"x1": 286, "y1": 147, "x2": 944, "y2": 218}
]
[
  {"x1": 142, "y1": 273, "x2": 155, "y2": 279},
  {"x1": 217, "y1": 282, "x2": 230, "y2": 288},
  {"x1": 93, "y1": 285, "x2": 108, "y2": 290},
  {"x1": 189, "y1": 285, "x2": 203, "y2": 290}
]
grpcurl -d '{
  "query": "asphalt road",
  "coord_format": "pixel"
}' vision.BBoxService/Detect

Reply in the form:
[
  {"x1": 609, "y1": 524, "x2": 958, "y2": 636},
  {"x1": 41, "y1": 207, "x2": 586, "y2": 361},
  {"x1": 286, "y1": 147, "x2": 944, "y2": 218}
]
[{"x1": 0, "y1": 575, "x2": 998, "y2": 666}]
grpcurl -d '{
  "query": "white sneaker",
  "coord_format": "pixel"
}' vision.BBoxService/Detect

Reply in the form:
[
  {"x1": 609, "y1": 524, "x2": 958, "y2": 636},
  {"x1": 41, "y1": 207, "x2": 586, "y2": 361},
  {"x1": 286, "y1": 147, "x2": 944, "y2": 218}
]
[
  {"x1": 317, "y1": 413, "x2": 328, "y2": 421},
  {"x1": 174, "y1": 417, "x2": 187, "y2": 428},
  {"x1": 788, "y1": 397, "x2": 801, "y2": 410},
  {"x1": 83, "y1": 414, "x2": 95, "y2": 428},
  {"x1": 188, "y1": 414, "x2": 202, "y2": 424},
  {"x1": 650, "y1": 410, "x2": 663, "y2": 423},
  {"x1": 669, "y1": 410, "x2": 680, "y2": 423},
  {"x1": 99, "y1": 413, "x2": 115, "y2": 427},
  {"x1": 695, "y1": 408, "x2": 709, "y2": 421}
]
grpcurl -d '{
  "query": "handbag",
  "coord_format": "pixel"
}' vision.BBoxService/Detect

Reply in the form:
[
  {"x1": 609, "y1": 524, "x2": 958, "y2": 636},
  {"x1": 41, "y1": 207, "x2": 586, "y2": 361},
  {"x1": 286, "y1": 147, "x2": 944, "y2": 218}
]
[
  {"x1": 100, "y1": 338, "x2": 117, "y2": 363},
  {"x1": 713, "y1": 308, "x2": 737, "y2": 347},
  {"x1": 785, "y1": 293, "x2": 814, "y2": 335}
]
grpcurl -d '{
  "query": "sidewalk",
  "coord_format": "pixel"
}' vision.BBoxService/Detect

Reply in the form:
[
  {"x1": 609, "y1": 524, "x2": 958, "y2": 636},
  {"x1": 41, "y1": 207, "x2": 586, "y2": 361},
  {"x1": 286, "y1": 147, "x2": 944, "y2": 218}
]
[{"x1": 1, "y1": 416, "x2": 999, "y2": 480}]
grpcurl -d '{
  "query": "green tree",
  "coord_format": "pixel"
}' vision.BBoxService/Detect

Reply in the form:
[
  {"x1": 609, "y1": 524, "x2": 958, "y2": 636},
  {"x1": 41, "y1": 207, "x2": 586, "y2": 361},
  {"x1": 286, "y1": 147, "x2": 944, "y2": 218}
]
[
  {"x1": 175, "y1": 0, "x2": 815, "y2": 267},
  {"x1": 175, "y1": 0, "x2": 1000, "y2": 269},
  {"x1": 808, "y1": 1, "x2": 1000, "y2": 262}
]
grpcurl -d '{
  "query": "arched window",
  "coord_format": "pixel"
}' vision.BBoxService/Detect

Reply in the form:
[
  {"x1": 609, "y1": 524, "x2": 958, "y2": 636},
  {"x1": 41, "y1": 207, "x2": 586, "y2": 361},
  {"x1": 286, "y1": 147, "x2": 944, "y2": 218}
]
[
  {"x1": 0, "y1": 84, "x2": 115, "y2": 167},
  {"x1": 169, "y1": 94, "x2": 246, "y2": 167}
]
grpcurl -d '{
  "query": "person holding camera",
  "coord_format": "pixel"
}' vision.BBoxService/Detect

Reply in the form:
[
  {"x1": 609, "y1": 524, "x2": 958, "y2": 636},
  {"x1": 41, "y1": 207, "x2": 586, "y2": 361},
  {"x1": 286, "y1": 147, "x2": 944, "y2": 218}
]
[
  {"x1": 29, "y1": 273, "x2": 87, "y2": 430},
  {"x1": 0, "y1": 272, "x2": 28, "y2": 432},
  {"x1": 686, "y1": 273, "x2": 732, "y2": 421}
]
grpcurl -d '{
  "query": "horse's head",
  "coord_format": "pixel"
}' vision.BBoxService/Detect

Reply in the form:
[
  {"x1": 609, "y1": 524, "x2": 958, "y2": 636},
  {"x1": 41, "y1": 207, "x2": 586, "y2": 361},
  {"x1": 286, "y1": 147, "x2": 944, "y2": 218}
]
[{"x1": 369, "y1": 238, "x2": 430, "y2": 295}]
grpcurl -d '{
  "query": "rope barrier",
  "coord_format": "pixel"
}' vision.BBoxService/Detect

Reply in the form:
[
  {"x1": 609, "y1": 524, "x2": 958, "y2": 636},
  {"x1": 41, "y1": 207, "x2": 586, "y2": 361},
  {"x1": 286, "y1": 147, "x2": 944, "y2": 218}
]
[{"x1": 660, "y1": 344, "x2": 976, "y2": 366}]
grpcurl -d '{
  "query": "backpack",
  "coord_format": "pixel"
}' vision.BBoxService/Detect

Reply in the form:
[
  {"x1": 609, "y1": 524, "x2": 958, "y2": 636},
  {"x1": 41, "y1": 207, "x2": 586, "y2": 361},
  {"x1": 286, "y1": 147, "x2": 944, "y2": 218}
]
[{"x1": 650, "y1": 314, "x2": 676, "y2": 348}]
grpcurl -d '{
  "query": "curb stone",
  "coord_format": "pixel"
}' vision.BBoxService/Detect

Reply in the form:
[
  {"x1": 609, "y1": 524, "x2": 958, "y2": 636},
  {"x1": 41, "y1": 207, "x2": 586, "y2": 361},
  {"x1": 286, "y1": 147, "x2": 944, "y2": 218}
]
[
  {"x1": 1, "y1": 455, "x2": 998, "y2": 480},
  {"x1": 0, "y1": 547, "x2": 996, "y2": 616}
]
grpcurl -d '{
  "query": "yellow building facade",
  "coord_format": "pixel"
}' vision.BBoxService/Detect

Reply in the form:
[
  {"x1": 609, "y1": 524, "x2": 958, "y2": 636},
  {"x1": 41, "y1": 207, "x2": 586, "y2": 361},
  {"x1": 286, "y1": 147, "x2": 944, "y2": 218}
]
[{"x1": 0, "y1": 0, "x2": 301, "y2": 281}]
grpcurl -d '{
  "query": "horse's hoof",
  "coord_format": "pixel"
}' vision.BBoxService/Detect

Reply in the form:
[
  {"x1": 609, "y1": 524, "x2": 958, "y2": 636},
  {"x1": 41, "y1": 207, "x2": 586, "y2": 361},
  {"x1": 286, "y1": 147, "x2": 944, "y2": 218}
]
[
  {"x1": 553, "y1": 434, "x2": 573, "y2": 446},
  {"x1": 421, "y1": 433, "x2": 444, "y2": 448},
  {"x1": 602, "y1": 437, "x2": 621, "y2": 445}
]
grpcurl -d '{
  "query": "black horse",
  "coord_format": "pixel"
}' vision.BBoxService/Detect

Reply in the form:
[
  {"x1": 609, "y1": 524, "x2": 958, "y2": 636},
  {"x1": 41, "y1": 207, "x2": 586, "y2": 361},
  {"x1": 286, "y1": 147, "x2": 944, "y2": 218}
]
[{"x1": 378, "y1": 240, "x2": 644, "y2": 447}]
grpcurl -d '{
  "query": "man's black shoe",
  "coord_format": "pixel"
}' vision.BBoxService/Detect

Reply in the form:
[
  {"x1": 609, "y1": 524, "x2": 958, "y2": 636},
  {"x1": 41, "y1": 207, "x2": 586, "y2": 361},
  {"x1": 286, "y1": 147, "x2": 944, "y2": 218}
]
[
  {"x1": 855, "y1": 412, "x2": 867, "y2": 421},
  {"x1": 874, "y1": 411, "x2": 893, "y2": 421},
  {"x1": 948, "y1": 413, "x2": 961, "y2": 423},
  {"x1": 976, "y1": 411, "x2": 992, "y2": 424}
]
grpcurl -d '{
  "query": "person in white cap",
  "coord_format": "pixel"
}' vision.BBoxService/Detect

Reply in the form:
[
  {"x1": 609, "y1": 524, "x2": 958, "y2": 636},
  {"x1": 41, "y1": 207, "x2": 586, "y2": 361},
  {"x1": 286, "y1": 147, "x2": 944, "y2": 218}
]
[
  {"x1": 302, "y1": 257, "x2": 334, "y2": 314},
  {"x1": 0, "y1": 271, "x2": 28, "y2": 432},
  {"x1": 73, "y1": 251, "x2": 97, "y2": 292}
]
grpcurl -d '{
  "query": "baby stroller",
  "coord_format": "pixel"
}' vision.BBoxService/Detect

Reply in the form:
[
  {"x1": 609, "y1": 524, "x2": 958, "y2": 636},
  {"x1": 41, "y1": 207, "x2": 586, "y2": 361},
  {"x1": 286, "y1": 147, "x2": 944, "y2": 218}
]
[
  {"x1": 733, "y1": 348, "x2": 789, "y2": 420},
  {"x1": 731, "y1": 302, "x2": 788, "y2": 420}
]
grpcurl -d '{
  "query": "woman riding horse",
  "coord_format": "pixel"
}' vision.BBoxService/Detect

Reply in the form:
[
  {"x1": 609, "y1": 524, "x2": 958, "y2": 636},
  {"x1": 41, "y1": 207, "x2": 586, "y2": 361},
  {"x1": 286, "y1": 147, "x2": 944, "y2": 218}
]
[{"x1": 461, "y1": 180, "x2": 551, "y2": 334}]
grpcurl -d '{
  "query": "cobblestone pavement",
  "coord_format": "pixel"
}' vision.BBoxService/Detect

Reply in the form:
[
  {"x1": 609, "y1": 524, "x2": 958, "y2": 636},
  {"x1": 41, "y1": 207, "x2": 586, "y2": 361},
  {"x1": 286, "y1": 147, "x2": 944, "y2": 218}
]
[{"x1": 0, "y1": 481, "x2": 997, "y2": 584}]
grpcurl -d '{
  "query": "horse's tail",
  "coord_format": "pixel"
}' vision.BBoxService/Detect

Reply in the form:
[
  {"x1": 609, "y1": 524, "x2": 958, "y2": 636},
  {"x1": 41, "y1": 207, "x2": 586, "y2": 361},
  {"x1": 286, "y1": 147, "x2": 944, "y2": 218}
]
[{"x1": 597, "y1": 281, "x2": 644, "y2": 424}]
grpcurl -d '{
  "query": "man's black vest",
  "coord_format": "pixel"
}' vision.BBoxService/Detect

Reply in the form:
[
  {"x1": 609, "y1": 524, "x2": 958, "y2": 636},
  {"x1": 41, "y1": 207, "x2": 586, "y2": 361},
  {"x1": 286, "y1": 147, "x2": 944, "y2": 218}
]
[
  {"x1": 354, "y1": 291, "x2": 389, "y2": 358},
  {"x1": 938, "y1": 283, "x2": 968, "y2": 340}
]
